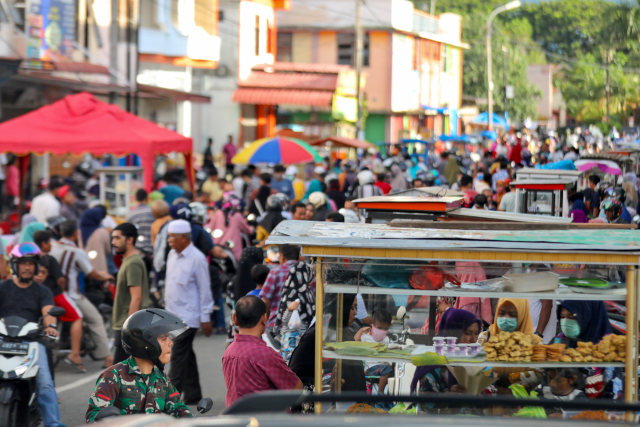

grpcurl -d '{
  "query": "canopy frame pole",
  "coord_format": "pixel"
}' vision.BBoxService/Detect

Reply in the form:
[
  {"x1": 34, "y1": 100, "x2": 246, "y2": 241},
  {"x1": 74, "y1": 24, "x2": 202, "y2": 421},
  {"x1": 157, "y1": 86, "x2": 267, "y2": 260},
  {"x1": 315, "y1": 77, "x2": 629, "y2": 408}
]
[
  {"x1": 625, "y1": 264, "x2": 638, "y2": 422},
  {"x1": 314, "y1": 258, "x2": 324, "y2": 414}
]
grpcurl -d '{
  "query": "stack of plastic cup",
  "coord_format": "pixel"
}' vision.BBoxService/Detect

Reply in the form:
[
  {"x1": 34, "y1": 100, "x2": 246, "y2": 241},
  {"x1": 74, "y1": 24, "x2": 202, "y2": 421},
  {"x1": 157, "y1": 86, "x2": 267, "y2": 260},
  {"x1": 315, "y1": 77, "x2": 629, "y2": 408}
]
[{"x1": 433, "y1": 337, "x2": 445, "y2": 354}]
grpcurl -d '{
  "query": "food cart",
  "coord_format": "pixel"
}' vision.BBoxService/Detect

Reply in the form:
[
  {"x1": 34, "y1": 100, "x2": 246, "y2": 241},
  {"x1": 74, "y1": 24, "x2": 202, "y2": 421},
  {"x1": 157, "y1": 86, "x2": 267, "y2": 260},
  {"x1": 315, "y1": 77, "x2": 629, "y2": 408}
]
[
  {"x1": 267, "y1": 221, "x2": 640, "y2": 418},
  {"x1": 96, "y1": 166, "x2": 144, "y2": 217}
]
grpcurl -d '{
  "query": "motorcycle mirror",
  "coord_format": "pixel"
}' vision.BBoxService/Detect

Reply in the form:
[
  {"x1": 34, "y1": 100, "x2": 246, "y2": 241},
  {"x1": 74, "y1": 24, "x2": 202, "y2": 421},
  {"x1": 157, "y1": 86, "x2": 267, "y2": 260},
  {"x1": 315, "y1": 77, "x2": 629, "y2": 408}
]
[
  {"x1": 197, "y1": 397, "x2": 213, "y2": 414},
  {"x1": 94, "y1": 406, "x2": 122, "y2": 421},
  {"x1": 226, "y1": 240, "x2": 235, "y2": 249},
  {"x1": 48, "y1": 306, "x2": 66, "y2": 318},
  {"x1": 212, "y1": 229, "x2": 224, "y2": 239},
  {"x1": 396, "y1": 306, "x2": 407, "y2": 320},
  {"x1": 247, "y1": 213, "x2": 256, "y2": 222},
  {"x1": 633, "y1": 215, "x2": 640, "y2": 224}
]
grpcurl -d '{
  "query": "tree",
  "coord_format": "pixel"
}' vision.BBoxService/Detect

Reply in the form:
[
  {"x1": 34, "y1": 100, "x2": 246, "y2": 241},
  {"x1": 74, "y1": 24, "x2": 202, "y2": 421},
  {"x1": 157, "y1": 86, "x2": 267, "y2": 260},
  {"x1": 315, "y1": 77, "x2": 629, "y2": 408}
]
[{"x1": 412, "y1": 0, "x2": 541, "y2": 123}]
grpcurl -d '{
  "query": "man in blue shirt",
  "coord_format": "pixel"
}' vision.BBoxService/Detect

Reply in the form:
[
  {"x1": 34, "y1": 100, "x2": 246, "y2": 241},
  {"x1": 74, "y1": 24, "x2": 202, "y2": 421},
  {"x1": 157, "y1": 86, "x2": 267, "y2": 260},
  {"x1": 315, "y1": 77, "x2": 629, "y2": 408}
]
[{"x1": 270, "y1": 165, "x2": 295, "y2": 200}]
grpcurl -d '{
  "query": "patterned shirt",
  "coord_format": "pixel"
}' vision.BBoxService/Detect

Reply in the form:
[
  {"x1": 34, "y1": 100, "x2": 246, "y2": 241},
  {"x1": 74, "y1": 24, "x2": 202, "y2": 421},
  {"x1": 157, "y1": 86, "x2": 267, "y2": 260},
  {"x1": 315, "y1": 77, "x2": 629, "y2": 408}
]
[
  {"x1": 222, "y1": 334, "x2": 300, "y2": 407},
  {"x1": 85, "y1": 357, "x2": 192, "y2": 422},
  {"x1": 126, "y1": 204, "x2": 155, "y2": 255},
  {"x1": 259, "y1": 260, "x2": 297, "y2": 328}
]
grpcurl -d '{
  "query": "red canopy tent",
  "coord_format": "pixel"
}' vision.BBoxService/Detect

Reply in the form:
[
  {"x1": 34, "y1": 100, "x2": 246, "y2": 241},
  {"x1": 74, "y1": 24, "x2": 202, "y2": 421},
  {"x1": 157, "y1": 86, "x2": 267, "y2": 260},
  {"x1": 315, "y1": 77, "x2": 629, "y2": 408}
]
[{"x1": 0, "y1": 92, "x2": 194, "y2": 192}]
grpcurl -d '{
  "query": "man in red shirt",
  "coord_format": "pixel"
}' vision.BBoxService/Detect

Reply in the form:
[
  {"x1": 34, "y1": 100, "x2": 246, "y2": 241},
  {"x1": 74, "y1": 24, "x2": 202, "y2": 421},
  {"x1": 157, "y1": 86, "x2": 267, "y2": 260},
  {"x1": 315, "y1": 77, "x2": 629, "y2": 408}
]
[{"x1": 222, "y1": 295, "x2": 302, "y2": 407}]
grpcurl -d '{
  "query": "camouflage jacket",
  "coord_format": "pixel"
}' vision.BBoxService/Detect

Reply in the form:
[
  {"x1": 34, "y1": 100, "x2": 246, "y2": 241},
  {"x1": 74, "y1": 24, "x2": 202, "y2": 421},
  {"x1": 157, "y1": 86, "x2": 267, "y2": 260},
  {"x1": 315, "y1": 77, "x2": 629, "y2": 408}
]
[{"x1": 85, "y1": 357, "x2": 192, "y2": 422}]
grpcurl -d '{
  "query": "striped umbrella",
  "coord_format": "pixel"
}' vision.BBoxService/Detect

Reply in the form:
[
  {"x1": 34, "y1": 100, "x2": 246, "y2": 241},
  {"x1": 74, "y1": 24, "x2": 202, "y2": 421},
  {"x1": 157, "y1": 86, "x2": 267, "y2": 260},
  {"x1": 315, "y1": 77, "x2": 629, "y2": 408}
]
[{"x1": 232, "y1": 136, "x2": 323, "y2": 165}]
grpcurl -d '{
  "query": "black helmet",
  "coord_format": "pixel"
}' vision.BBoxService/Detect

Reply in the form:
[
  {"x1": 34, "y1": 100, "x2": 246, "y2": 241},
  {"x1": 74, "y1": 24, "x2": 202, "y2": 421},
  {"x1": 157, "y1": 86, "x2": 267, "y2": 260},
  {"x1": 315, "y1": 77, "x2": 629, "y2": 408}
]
[
  {"x1": 612, "y1": 187, "x2": 626, "y2": 204},
  {"x1": 46, "y1": 215, "x2": 66, "y2": 240},
  {"x1": 121, "y1": 309, "x2": 187, "y2": 360}
]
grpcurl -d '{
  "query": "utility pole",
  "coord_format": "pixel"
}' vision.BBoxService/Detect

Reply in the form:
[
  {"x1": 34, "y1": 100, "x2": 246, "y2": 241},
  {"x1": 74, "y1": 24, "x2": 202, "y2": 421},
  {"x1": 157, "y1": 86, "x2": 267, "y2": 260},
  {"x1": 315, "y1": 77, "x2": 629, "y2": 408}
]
[
  {"x1": 605, "y1": 50, "x2": 611, "y2": 123},
  {"x1": 430, "y1": 0, "x2": 436, "y2": 15},
  {"x1": 355, "y1": 0, "x2": 364, "y2": 139},
  {"x1": 502, "y1": 45, "x2": 508, "y2": 120}
]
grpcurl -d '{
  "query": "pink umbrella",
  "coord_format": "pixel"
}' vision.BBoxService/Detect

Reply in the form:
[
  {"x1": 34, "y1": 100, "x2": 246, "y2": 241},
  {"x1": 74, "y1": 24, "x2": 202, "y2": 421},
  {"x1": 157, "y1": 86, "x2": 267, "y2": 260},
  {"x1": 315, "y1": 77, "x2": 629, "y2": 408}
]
[{"x1": 574, "y1": 159, "x2": 622, "y2": 175}]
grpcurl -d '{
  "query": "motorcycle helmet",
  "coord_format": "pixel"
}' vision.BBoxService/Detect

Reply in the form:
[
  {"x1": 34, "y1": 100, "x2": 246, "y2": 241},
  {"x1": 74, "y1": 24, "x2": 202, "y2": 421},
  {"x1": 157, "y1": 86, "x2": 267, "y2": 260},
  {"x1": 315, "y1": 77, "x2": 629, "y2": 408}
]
[
  {"x1": 169, "y1": 203, "x2": 193, "y2": 222},
  {"x1": 612, "y1": 187, "x2": 626, "y2": 204},
  {"x1": 10, "y1": 242, "x2": 41, "y2": 276},
  {"x1": 604, "y1": 199, "x2": 622, "y2": 218},
  {"x1": 221, "y1": 192, "x2": 241, "y2": 210},
  {"x1": 46, "y1": 215, "x2": 67, "y2": 240},
  {"x1": 188, "y1": 202, "x2": 207, "y2": 225},
  {"x1": 357, "y1": 169, "x2": 375, "y2": 186},
  {"x1": 266, "y1": 193, "x2": 290, "y2": 211},
  {"x1": 121, "y1": 308, "x2": 187, "y2": 361}
]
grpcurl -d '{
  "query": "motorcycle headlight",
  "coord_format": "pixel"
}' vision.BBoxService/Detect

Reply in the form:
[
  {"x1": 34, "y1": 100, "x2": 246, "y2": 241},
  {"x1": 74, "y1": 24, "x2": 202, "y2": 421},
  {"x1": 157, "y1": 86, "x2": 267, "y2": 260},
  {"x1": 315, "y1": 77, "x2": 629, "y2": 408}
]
[{"x1": 12, "y1": 351, "x2": 35, "y2": 377}]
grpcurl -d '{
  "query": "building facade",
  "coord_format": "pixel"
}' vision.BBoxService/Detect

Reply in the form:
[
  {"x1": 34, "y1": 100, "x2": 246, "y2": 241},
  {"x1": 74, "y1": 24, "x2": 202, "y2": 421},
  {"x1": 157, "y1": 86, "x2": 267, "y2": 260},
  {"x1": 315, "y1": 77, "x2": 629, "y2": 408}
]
[{"x1": 274, "y1": 0, "x2": 466, "y2": 144}]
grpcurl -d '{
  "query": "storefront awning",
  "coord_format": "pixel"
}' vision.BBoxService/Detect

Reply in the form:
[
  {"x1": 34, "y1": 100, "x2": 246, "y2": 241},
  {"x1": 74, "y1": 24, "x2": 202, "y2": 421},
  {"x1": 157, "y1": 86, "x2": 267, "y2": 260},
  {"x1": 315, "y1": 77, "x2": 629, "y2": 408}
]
[
  {"x1": 138, "y1": 84, "x2": 211, "y2": 103},
  {"x1": 233, "y1": 88, "x2": 333, "y2": 107},
  {"x1": 233, "y1": 63, "x2": 344, "y2": 108}
]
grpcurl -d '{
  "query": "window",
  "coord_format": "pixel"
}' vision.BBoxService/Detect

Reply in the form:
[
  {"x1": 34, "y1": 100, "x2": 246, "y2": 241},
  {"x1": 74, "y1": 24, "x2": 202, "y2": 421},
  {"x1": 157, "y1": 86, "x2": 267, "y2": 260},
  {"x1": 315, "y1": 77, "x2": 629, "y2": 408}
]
[
  {"x1": 255, "y1": 15, "x2": 260, "y2": 56},
  {"x1": 337, "y1": 32, "x2": 369, "y2": 67},
  {"x1": 277, "y1": 32, "x2": 293, "y2": 62},
  {"x1": 140, "y1": 0, "x2": 160, "y2": 29}
]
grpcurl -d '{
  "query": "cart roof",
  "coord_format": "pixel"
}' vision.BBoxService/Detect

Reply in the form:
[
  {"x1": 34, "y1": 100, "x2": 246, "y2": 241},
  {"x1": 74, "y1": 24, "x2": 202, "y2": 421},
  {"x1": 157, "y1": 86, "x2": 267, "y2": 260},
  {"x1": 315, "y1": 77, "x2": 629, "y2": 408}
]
[{"x1": 266, "y1": 220, "x2": 640, "y2": 254}]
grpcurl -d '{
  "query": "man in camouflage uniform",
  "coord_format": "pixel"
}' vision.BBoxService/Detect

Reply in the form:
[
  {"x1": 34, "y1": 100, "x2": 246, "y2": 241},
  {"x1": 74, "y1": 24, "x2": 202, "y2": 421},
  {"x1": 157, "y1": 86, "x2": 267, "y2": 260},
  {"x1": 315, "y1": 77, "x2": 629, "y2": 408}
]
[{"x1": 86, "y1": 308, "x2": 192, "y2": 422}]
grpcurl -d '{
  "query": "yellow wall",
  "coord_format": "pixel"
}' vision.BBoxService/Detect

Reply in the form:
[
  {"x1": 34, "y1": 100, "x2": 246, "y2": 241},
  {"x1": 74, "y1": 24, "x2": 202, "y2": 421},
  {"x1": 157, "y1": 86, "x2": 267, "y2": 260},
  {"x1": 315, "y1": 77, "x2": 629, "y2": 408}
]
[
  {"x1": 317, "y1": 31, "x2": 337, "y2": 64},
  {"x1": 292, "y1": 31, "x2": 313, "y2": 63},
  {"x1": 366, "y1": 30, "x2": 390, "y2": 112}
]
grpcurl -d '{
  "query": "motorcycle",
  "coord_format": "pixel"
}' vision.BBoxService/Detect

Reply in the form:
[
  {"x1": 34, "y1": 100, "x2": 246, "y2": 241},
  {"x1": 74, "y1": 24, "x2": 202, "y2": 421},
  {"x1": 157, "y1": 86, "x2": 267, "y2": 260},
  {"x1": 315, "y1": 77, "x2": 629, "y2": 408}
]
[
  {"x1": 0, "y1": 306, "x2": 65, "y2": 427},
  {"x1": 94, "y1": 397, "x2": 213, "y2": 421}
]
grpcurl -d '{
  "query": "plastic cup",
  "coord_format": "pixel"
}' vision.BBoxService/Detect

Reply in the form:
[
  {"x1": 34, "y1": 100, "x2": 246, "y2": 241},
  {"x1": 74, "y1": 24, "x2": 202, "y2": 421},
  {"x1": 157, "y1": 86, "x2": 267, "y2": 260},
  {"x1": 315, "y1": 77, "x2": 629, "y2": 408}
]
[
  {"x1": 456, "y1": 344, "x2": 468, "y2": 356},
  {"x1": 434, "y1": 342, "x2": 444, "y2": 354},
  {"x1": 445, "y1": 336, "x2": 457, "y2": 346},
  {"x1": 469, "y1": 343, "x2": 481, "y2": 356}
]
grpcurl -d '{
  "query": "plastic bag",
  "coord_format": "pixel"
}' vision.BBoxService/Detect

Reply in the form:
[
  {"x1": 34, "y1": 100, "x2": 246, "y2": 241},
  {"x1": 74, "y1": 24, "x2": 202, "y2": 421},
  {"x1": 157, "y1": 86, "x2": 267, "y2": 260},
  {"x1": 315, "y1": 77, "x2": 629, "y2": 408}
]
[{"x1": 288, "y1": 309, "x2": 302, "y2": 329}]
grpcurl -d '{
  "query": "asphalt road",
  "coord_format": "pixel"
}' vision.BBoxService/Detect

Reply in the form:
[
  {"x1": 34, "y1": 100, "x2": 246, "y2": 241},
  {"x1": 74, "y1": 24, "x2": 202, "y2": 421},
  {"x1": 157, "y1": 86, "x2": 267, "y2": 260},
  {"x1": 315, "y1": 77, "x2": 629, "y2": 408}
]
[{"x1": 56, "y1": 332, "x2": 229, "y2": 426}]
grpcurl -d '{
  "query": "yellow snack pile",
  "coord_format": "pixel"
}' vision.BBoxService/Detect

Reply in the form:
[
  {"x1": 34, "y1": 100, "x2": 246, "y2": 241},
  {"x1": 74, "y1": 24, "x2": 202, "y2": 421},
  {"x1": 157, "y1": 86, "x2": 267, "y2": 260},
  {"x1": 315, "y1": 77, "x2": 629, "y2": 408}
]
[{"x1": 483, "y1": 331, "x2": 543, "y2": 362}]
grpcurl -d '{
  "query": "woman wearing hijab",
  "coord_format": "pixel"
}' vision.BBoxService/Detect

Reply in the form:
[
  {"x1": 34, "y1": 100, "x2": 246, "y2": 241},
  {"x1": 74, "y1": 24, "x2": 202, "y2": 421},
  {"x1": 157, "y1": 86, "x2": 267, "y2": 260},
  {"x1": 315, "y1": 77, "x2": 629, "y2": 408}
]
[
  {"x1": 274, "y1": 261, "x2": 315, "y2": 362},
  {"x1": 488, "y1": 298, "x2": 534, "y2": 337},
  {"x1": 18, "y1": 221, "x2": 46, "y2": 244},
  {"x1": 256, "y1": 194, "x2": 286, "y2": 244},
  {"x1": 79, "y1": 206, "x2": 107, "y2": 247},
  {"x1": 231, "y1": 247, "x2": 264, "y2": 302},
  {"x1": 554, "y1": 300, "x2": 613, "y2": 347},
  {"x1": 219, "y1": 193, "x2": 253, "y2": 260},
  {"x1": 569, "y1": 193, "x2": 588, "y2": 223},
  {"x1": 411, "y1": 308, "x2": 482, "y2": 406},
  {"x1": 554, "y1": 300, "x2": 620, "y2": 400}
]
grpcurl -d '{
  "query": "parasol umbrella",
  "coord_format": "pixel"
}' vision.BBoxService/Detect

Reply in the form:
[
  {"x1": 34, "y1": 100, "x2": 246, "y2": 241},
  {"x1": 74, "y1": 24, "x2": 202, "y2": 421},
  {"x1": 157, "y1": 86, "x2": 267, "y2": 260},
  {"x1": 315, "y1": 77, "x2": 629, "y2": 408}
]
[
  {"x1": 574, "y1": 159, "x2": 622, "y2": 176},
  {"x1": 232, "y1": 136, "x2": 323, "y2": 165}
]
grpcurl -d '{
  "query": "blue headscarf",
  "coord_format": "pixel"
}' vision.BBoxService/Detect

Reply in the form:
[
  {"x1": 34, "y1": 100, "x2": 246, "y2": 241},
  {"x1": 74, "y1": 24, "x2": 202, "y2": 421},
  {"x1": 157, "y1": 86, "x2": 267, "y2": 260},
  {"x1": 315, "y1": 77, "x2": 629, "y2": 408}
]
[
  {"x1": 18, "y1": 222, "x2": 46, "y2": 244},
  {"x1": 79, "y1": 206, "x2": 106, "y2": 246},
  {"x1": 302, "y1": 179, "x2": 323, "y2": 202},
  {"x1": 572, "y1": 198, "x2": 587, "y2": 213},
  {"x1": 558, "y1": 300, "x2": 613, "y2": 344}
]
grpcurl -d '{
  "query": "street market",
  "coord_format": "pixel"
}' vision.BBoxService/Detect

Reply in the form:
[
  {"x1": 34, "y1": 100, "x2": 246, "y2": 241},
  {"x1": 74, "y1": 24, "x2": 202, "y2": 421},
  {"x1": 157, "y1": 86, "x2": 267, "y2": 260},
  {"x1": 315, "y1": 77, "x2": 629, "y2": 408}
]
[{"x1": 1, "y1": 0, "x2": 640, "y2": 426}]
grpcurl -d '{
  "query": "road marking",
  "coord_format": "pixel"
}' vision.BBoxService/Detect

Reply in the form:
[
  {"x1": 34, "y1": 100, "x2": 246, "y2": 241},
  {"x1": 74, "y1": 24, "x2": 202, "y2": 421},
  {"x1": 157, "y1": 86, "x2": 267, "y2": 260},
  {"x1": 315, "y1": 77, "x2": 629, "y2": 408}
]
[{"x1": 56, "y1": 374, "x2": 98, "y2": 393}]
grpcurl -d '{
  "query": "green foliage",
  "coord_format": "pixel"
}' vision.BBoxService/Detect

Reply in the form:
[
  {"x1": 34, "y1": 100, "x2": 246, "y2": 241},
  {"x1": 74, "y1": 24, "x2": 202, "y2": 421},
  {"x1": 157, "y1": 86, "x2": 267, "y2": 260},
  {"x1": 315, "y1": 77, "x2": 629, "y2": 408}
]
[{"x1": 412, "y1": 0, "x2": 640, "y2": 125}]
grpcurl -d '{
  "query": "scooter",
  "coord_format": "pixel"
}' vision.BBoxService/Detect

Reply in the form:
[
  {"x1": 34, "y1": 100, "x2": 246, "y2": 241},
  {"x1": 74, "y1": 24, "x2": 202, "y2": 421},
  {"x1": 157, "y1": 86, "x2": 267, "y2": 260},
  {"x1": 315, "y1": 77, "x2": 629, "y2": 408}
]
[
  {"x1": 0, "y1": 306, "x2": 65, "y2": 427},
  {"x1": 94, "y1": 397, "x2": 213, "y2": 421}
]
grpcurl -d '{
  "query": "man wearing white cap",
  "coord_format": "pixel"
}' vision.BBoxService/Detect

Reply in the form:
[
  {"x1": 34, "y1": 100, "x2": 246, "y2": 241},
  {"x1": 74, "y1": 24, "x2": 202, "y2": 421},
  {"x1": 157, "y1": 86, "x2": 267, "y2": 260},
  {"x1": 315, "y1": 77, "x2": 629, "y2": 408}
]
[{"x1": 164, "y1": 219, "x2": 213, "y2": 404}]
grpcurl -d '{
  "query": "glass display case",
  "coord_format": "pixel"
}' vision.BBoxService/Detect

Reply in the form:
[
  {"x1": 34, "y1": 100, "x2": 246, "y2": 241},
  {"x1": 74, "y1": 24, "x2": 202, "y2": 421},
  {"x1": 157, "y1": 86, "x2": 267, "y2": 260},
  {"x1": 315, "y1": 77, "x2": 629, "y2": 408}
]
[
  {"x1": 266, "y1": 220, "x2": 640, "y2": 417},
  {"x1": 96, "y1": 166, "x2": 144, "y2": 217}
]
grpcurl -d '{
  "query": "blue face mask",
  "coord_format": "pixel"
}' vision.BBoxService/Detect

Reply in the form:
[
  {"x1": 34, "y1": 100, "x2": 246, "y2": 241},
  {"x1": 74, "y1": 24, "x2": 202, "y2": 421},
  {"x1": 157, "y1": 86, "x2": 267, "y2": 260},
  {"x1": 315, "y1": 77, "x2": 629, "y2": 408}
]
[
  {"x1": 497, "y1": 317, "x2": 518, "y2": 332},
  {"x1": 560, "y1": 318, "x2": 581, "y2": 339}
]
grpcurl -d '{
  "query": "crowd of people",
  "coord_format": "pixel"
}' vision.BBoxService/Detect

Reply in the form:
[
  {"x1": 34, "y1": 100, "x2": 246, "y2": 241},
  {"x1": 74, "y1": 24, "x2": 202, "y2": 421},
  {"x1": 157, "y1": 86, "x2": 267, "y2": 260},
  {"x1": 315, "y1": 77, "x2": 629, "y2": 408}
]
[{"x1": 0, "y1": 125, "x2": 636, "y2": 424}]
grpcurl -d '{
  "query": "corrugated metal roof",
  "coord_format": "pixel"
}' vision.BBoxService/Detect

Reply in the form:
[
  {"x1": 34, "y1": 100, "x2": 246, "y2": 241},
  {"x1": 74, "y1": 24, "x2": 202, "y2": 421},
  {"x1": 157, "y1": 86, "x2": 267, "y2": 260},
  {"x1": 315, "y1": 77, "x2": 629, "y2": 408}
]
[
  {"x1": 232, "y1": 88, "x2": 333, "y2": 107},
  {"x1": 239, "y1": 71, "x2": 337, "y2": 91},
  {"x1": 252, "y1": 62, "x2": 349, "y2": 74},
  {"x1": 265, "y1": 220, "x2": 640, "y2": 252}
]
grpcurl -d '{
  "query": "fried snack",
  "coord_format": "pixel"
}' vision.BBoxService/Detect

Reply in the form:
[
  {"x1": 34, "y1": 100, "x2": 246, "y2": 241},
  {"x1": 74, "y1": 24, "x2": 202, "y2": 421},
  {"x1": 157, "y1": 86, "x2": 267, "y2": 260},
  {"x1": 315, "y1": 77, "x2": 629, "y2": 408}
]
[
  {"x1": 560, "y1": 335, "x2": 627, "y2": 363},
  {"x1": 483, "y1": 331, "x2": 542, "y2": 362}
]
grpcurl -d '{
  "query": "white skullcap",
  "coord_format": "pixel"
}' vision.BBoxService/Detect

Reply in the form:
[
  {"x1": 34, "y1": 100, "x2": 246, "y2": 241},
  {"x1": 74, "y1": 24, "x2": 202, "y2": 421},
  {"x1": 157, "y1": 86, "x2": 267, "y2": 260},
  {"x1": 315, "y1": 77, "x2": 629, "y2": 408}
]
[
  {"x1": 314, "y1": 166, "x2": 326, "y2": 175},
  {"x1": 308, "y1": 191, "x2": 327, "y2": 208},
  {"x1": 285, "y1": 165, "x2": 298, "y2": 176},
  {"x1": 168, "y1": 219, "x2": 191, "y2": 234},
  {"x1": 101, "y1": 216, "x2": 117, "y2": 229}
]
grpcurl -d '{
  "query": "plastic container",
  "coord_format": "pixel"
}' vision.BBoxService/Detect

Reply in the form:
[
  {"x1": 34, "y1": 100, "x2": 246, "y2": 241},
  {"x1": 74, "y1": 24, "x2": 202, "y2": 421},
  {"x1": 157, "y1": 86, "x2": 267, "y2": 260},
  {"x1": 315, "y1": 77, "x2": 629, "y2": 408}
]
[
  {"x1": 469, "y1": 343, "x2": 482, "y2": 356},
  {"x1": 503, "y1": 271, "x2": 559, "y2": 292},
  {"x1": 458, "y1": 344, "x2": 470, "y2": 356},
  {"x1": 445, "y1": 336, "x2": 457, "y2": 345}
]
